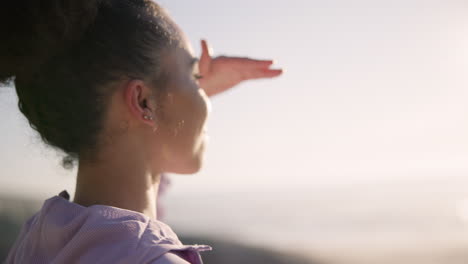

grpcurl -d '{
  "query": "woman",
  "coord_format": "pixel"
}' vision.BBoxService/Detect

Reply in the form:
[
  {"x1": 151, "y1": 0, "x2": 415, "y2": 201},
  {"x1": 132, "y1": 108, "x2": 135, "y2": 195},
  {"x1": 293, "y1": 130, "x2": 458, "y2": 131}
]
[{"x1": 1, "y1": 0, "x2": 282, "y2": 263}]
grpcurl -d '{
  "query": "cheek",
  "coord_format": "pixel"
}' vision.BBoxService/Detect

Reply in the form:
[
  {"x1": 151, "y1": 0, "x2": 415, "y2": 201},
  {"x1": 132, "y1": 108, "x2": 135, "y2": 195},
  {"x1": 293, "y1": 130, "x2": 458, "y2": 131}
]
[
  {"x1": 157, "y1": 92, "x2": 208, "y2": 173},
  {"x1": 160, "y1": 90, "x2": 207, "y2": 153}
]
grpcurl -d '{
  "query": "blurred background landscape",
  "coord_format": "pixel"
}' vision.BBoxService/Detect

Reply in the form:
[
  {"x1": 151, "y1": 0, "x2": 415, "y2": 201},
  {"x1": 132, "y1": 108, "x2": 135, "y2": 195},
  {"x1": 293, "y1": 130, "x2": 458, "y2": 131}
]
[
  {"x1": 2, "y1": 0, "x2": 468, "y2": 263},
  {"x1": 4, "y1": 178, "x2": 468, "y2": 263}
]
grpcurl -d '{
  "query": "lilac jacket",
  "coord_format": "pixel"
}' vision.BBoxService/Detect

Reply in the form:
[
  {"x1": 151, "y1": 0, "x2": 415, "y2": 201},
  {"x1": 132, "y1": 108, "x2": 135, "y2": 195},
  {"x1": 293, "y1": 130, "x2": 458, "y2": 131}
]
[{"x1": 5, "y1": 190, "x2": 212, "y2": 264}]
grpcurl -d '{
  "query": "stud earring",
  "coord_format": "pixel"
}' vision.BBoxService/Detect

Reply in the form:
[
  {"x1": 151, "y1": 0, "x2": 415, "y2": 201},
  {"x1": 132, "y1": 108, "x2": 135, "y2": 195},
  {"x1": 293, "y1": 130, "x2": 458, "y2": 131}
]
[{"x1": 143, "y1": 114, "x2": 158, "y2": 132}]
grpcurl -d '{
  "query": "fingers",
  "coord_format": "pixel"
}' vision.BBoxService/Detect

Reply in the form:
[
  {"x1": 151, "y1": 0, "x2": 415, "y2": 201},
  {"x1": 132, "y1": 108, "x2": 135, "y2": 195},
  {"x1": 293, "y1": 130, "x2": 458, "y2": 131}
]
[
  {"x1": 242, "y1": 68, "x2": 283, "y2": 80},
  {"x1": 249, "y1": 60, "x2": 283, "y2": 78},
  {"x1": 199, "y1": 39, "x2": 212, "y2": 74},
  {"x1": 222, "y1": 56, "x2": 283, "y2": 79},
  {"x1": 256, "y1": 68, "x2": 283, "y2": 78},
  {"x1": 250, "y1": 59, "x2": 275, "y2": 67},
  {"x1": 201, "y1": 39, "x2": 213, "y2": 57},
  {"x1": 224, "y1": 57, "x2": 278, "y2": 70},
  {"x1": 247, "y1": 59, "x2": 276, "y2": 70}
]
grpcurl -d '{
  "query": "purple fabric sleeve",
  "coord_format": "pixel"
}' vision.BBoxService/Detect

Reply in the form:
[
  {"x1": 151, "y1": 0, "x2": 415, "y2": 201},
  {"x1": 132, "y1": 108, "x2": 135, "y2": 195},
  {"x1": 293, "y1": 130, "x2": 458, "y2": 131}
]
[
  {"x1": 5, "y1": 190, "x2": 212, "y2": 264},
  {"x1": 151, "y1": 252, "x2": 191, "y2": 264}
]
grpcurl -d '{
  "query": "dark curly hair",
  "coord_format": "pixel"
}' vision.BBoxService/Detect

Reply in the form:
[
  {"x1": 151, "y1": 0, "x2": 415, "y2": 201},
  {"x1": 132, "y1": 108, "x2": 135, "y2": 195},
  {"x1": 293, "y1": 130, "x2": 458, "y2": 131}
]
[{"x1": 0, "y1": 0, "x2": 180, "y2": 170}]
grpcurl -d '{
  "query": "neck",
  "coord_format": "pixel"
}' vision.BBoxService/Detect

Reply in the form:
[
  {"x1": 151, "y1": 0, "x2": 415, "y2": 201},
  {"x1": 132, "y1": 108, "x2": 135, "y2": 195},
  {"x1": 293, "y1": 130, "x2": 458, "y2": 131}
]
[{"x1": 73, "y1": 155, "x2": 161, "y2": 221}]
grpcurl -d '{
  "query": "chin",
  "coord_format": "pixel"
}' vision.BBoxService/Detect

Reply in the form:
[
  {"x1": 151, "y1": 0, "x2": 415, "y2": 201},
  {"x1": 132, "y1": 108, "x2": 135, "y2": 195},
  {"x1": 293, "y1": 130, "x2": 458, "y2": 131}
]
[
  {"x1": 184, "y1": 142, "x2": 206, "y2": 174},
  {"x1": 186, "y1": 156, "x2": 204, "y2": 174},
  {"x1": 173, "y1": 154, "x2": 204, "y2": 174},
  {"x1": 175, "y1": 163, "x2": 202, "y2": 174},
  {"x1": 167, "y1": 143, "x2": 206, "y2": 174}
]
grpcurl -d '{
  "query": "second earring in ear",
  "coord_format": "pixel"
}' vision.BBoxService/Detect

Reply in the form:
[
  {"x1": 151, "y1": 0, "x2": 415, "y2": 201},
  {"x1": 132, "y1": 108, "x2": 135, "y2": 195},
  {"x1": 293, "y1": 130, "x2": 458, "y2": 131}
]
[{"x1": 144, "y1": 115, "x2": 158, "y2": 132}]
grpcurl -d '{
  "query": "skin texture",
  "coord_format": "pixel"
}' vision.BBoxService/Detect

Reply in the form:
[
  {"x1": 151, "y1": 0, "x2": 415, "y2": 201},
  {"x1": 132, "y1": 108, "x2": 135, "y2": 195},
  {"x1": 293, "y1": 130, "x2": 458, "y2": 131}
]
[
  {"x1": 199, "y1": 39, "x2": 283, "y2": 97},
  {"x1": 72, "y1": 23, "x2": 283, "y2": 220}
]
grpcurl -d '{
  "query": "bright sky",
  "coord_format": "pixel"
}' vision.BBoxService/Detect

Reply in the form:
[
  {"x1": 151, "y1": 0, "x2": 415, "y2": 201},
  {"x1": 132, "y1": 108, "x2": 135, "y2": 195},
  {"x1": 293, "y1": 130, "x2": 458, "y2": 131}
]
[{"x1": 1, "y1": 0, "x2": 468, "y2": 199}]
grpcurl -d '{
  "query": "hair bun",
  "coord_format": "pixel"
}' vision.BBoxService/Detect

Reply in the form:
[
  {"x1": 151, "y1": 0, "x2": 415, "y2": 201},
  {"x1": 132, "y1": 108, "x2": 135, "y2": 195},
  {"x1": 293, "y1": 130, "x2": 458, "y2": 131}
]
[{"x1": 0, "y1": 0, "x2": 101, "y2": 83}]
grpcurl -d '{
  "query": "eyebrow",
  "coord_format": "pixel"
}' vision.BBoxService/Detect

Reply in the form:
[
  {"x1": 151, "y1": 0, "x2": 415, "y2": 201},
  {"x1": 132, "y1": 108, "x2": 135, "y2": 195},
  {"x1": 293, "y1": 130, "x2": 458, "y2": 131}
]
[{"x1": 190, "y1": 57, "x2": 199, "y2": 67}]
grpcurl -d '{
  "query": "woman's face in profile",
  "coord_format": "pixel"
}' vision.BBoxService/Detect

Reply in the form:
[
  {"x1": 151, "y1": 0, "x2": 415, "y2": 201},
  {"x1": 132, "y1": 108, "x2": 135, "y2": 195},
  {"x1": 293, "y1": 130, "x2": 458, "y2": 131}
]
[{"x1": 154, "y1": 35, "x2": 211, "y2": 174}]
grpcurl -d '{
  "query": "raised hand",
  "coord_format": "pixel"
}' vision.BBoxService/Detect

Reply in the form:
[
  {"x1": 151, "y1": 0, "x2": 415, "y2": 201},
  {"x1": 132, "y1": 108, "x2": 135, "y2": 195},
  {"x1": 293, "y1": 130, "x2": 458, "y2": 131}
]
[{"x1": 198, "y1": 39, "x2": 283, "y2": 97}]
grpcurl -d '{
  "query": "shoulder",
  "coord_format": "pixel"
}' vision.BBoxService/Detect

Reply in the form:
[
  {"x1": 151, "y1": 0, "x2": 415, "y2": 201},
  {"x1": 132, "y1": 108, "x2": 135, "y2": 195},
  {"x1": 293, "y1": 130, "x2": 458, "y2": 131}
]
[{"x1": 150, "y1": 252, "x2": 191, "y2": 264}]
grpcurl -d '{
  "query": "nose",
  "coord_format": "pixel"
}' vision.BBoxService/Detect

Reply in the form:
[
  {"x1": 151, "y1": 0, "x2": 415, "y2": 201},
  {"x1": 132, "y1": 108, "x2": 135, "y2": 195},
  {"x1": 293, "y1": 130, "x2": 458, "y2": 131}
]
[
  {"x1": 206, "y1": 97, "x2": 212, "y2": 114},
  {"x1": 199, "y1": 88, "x2": 212, "y2": 115}
]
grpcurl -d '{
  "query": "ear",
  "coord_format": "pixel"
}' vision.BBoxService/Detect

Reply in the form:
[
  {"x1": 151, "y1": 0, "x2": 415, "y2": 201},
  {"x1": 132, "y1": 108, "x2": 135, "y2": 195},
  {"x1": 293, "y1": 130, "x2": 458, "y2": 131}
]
[{"x1": 123, "y1": 79, "x2": 155, "y2": 125}]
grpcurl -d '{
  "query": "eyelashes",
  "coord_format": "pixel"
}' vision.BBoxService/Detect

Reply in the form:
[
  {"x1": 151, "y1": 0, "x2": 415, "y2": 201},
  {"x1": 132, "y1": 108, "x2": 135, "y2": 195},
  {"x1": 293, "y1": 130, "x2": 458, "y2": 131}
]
[{"x1": 194, "y1": 74, "x2": 204, "y2": 80}]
